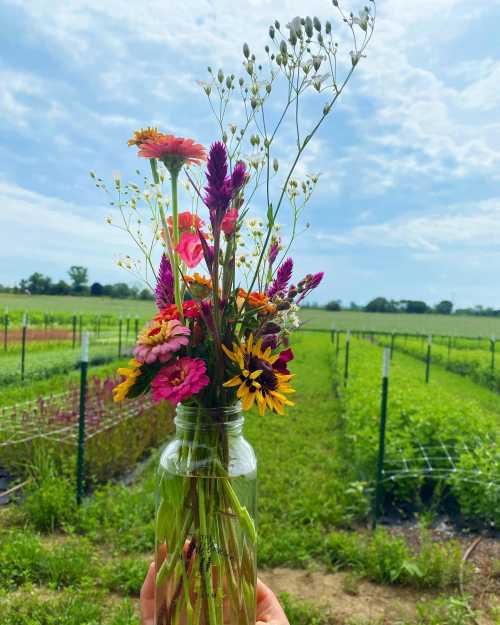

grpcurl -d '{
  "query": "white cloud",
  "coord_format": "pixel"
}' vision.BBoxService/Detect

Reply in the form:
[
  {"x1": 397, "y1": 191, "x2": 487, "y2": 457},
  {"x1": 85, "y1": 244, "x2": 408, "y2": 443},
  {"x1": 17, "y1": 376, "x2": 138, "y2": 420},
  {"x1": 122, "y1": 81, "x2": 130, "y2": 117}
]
[{"x1": 317, "y1": 198, "x2": 500, "y2": 252}]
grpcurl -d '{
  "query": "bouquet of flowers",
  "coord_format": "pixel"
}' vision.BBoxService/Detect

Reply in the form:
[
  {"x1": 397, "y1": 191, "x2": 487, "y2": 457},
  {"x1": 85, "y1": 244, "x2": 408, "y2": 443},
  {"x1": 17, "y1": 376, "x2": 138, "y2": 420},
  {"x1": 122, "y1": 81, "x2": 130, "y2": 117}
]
[{"x1": 98, "y1": 4, "x2": 375, "y2": 624}]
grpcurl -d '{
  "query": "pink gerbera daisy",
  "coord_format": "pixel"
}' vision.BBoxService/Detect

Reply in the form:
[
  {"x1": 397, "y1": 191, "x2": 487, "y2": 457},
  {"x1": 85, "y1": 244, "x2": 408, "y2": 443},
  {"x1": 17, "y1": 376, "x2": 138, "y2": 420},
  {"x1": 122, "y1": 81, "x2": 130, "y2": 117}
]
[
  {"x1": 151, "y1": 357, "x2": 210, "y2": 404},
  {"x1": 138, "y1": 134, "x2": 206, "y2": 175},
  {"x1": 133, "y1": 319, "x2": 190, "y2": 364}
]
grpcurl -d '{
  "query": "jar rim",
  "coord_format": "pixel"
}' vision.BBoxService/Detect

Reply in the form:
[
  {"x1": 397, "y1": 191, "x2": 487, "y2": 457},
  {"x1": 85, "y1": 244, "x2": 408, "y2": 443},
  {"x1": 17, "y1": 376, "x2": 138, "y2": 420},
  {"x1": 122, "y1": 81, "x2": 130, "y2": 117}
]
[{"x1": 174, "y1": 402, "x2": 244, "y2": 430}]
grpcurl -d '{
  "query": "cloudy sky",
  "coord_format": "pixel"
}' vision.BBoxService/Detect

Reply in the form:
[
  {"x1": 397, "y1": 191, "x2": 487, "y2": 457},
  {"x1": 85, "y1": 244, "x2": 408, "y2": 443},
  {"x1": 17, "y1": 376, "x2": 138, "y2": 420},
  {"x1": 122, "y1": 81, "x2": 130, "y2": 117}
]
[{"x1": 1, "y1": 0, "x2": 499, "y2": 307}]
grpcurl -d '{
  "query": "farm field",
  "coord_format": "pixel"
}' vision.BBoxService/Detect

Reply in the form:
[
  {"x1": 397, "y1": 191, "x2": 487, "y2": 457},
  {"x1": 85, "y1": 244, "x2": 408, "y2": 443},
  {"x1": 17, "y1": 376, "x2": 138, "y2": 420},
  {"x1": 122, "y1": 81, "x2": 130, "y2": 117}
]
[
  {"x1": 301, "y1": 308, "x2": 500, "y2": 337},
  {"x1": 1, "y1": 332, "x2": 499, "y2": 624}
]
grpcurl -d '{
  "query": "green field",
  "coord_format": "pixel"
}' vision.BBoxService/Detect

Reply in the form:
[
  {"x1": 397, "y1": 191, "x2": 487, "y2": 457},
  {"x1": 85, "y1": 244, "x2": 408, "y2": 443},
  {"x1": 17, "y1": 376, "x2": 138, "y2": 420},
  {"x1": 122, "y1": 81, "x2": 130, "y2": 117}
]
[
  {"x1": 301, "y1": 308, "x2": 500, "y2": 337},
  {"x1": 0, "y1": 293, "x2": 156, "y2": 317}
]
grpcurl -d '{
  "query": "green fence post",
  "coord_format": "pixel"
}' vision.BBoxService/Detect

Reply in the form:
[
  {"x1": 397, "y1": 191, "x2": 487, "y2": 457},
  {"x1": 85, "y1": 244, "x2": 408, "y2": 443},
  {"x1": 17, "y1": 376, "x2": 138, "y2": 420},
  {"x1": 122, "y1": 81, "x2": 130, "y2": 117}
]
[
  {"x1": 491, "y1": 335, "x2": 496, "y2": 373},
  {"x1": 447, "y1": 335, "x2": 452, "y2": 365},
  {"x1": 76, "y1": 333, "x2": 89, "y2": 505},
  {"x1": 330, "y1": 325, "x2": 335, "y2": 344},
  {"x1": 390, "y1": 332, "x2": 395, "y2": 360},
  {"x1": 335, "y1": 329, "x2": 340, "y2": 358},
  {"x1": 373, "y1": 347, "x2": 390, "y2": 529},
  {"x1": 72, "y1": 313, "x2": 77, "y2": 349},
  {"x1": 425, "y1": 335, "x2": 432, "y2": 384},
  {"x1": 134, "y1": 315, "x2": 139, "y2": 340},
  {"x1": 343, "y1": 330, "x2": 351, "y2": 387},
  {"x1": 3, "y1": 308, "x2": 8, "y2": 352},
  {"x1": 118, "y1": 317, "x2": 123, "y2": 358},
  {"x1": 78, "y1": 315, "x2": 83, "y2": 345},
  {"x1": 97, "y1": 316, "x2": 101, "y2": 339},
  {"x1": 126, "y1": 315, "x2": 131, "y2": 345},
  {"x1": 20, "y1": 312, "x2": 28, "y2": 382}
]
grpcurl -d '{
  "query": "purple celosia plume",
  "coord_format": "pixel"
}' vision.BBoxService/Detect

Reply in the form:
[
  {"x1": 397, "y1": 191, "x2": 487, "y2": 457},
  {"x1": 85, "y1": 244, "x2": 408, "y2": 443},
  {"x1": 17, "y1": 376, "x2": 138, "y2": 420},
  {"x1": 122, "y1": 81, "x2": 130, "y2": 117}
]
[
  {"x1": 204, "y1": 144, "x2": 247, "y2": 230},
  {"x1": 268, "y1": 240, "x2": 280, "y2": 266},
  {"x1": 267, "y1": 257, "x2": 294, "y2": 299},
  {"x1": 296, "y1": 272, "x2": 324, "y2": 304},
  {"x1": 155, "y1": 255, "x2": 174, "y2": 310}
]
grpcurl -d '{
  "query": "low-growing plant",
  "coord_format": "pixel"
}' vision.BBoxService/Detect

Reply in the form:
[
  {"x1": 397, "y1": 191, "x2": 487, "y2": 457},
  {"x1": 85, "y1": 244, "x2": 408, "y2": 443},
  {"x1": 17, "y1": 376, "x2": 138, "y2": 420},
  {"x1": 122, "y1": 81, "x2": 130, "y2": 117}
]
[
  {"x1": 279, "y1": 593, "x2": 333, "y2": 625},
  {"x1": 101, "y1": 556, "x2": 149, "y2": 595},
  {"x1": 416, "y1": 595, "x2": 475, "y2": 625}
]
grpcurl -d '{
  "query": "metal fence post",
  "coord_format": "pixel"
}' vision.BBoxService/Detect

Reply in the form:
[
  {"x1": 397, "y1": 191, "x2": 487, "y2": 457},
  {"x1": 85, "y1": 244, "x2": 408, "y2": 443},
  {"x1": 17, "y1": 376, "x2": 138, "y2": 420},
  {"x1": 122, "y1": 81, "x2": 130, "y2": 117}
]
[
  {"x1": 78, "y1": 315, "x2": 83, "y2": 344},
  {"x1": 134, "y1": 315, "x2": 139, "y2": 340},
  {"x1": 373, "y1": 348, "x2": 390, "y2": 529},
  {"x1": 126, "y1": 314, "x2": 130, "y2": 344},
  {"x1": 335, "y1": 330, "x2": 340, "y2": 358},
  {"x1": 343, "y1": 330, "x2": 351, "y2": 387},
  {"x1": 3, "y1": 308, "x2": 8, "y2": 352},
  {"x1": 491, "y1": 335, "x2": 496, "y2": 373},
  {"x1": 76, "y1": 333, "x2": 89, "y2": 505},
  {"x1": 20, "y1": 312, "x2": 28, "y2": 381},
  {"x1": 425, "y1": 335, "x2": 432, "y2": 384},
  {"x1": 72, "y1": 313, "x2": 77, "y2": 349},
  {"x1": 390, "y1": 332, "x2": 395, "y2": 360}
]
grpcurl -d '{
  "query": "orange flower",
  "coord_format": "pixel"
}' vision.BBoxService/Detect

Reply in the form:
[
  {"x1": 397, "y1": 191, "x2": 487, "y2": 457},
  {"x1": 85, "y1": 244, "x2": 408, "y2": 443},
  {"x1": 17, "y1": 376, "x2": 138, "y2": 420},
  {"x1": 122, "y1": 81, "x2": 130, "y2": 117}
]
[
  {"x1": 138, "y1": 134, "x2": 207, "y2": 174},
  {"x1": 238, "y1": 289, "x2": 277, "y2": 314},
  {"x1": 185, "y1": 273, "x2": 212, "y2": 289},
  {"x1": 127, "y1": 127, "x2": 164, "y2": 147}
]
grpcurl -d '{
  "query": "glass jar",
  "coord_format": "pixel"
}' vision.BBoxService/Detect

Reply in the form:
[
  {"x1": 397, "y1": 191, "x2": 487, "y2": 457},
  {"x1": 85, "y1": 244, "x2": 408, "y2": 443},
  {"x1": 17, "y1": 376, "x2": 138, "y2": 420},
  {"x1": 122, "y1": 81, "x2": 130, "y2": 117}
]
[{"x1": 155, "y1": 403, "x2": 257, "y2": 625}]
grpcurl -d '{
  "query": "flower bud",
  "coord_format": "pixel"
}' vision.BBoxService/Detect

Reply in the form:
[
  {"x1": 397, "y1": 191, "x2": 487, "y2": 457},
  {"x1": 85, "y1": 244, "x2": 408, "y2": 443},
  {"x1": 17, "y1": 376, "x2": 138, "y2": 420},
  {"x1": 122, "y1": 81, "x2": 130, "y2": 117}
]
[
  {"x1": 312, "y1": 55, "x2": 322, "y2": 71},
  {"x1": 217, "y1": 69, "x2": 224, "y2": 83},
  {"x1": 265, "y1": 83, "x2": 272, "y2": 94},
  {"x1": 305, "y1": 17, "x2": 314, "y2": 38},
  {"x1": 280, "y1": 40, "x2": 288, "y2": 56},
  {"x1": 269, "y1": 25, "x2": 275, "y2": 39},
  {"x1": 313, "y1": 16, "x2": 321, "y2": 31},
  {"x1": 239, "y1": 77, "x2": 244, "y2": 87},
  {"x1": 222, "y1": 132, "x2": 228, "y2": 143},
  {"x1": 229, "y1": 123, "x2": 237, "y2": 135},
  {"x1": 243, "y1": 42, "x2": 250, "y2": 58},
  {"x1": 246, "y1": 61, "x2": 254, "y2": 76},
  {"x1": 251, "y1": 97, "x2": 258, "y2": 110},
  {"x1": 289, "y1": 31, "x2": 297, "y2": 46},
  {"x1": 204, "y1": 84, "x2": 212, "y2": 96},
  {"x1": 323, "y1": 102, "x2": 332, "y2": 115},
  {"x1": 325, "y1": 21, "x2": 332, "y2": 34},
  {"x1": 226, "y1": 76, "x2": 233, "y2": 89},
  {"x1": 273, "y1": 158, "x2": 279, "y2": 172},
  {"x1": 332, "y1": 0, "x2": 338, "y2": 6},
  {"x1": 274, "y1": 20, "x2": 280, "y2": 29}
]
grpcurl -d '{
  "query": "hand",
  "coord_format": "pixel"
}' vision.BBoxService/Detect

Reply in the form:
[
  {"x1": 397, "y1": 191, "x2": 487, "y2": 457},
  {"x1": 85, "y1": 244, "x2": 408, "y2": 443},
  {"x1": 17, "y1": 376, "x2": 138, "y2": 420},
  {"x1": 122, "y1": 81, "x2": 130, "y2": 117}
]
[{"x1": 140, "y1": 562, "x2": 290, "y2": 625}]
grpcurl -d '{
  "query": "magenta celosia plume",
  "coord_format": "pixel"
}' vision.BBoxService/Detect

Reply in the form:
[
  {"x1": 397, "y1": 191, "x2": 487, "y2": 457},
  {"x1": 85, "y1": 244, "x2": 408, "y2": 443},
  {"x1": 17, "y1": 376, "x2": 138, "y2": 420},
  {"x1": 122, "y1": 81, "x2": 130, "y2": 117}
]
[
  {"x1": 155, "y1": 255, "x2": 174, "y2": 310},
  {"x1": 134, "y1": 319, "x2": 190, "y2": 364},
  {"x1": 151, "y1": 357, "x2": 210, "y2": 404},
  {"x1": 267, "y1": 257, "x2": 294, "y2": 298}
]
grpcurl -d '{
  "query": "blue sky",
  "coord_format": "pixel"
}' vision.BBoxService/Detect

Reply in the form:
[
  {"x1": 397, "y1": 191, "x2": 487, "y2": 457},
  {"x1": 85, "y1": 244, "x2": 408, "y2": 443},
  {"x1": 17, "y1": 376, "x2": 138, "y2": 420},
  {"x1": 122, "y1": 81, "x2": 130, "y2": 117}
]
[{"x1": 1, "y1": 0, "x2": 499, "y2": 307}]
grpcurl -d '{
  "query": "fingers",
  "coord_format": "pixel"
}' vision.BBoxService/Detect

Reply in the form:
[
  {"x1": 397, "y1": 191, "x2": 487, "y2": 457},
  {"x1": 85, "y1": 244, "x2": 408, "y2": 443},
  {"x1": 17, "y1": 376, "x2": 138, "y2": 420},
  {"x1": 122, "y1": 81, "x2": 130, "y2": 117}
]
[
  {"x1": 256, "y1": 578, "x2": 290, "y2": 624},
  {"x1": 140, "y1": 561, "x2": 156, "y2": 602}
]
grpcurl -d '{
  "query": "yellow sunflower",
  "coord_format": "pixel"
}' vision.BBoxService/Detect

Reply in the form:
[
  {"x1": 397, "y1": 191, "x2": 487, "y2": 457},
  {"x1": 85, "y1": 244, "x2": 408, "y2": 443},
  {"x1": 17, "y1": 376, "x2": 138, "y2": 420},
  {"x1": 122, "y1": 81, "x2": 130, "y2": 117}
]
[
  {"x1": 113, "y1": 358, "x2": 142, "y2": 402},
  {"x1": 222, "y1": 335, "x2": 295, "y2": 416}
]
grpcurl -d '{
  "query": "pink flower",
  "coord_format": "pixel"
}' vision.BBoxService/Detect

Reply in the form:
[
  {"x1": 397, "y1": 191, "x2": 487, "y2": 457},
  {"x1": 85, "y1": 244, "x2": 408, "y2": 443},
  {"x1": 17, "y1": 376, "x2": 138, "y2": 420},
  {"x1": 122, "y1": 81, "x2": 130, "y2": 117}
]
[
  {"x1": 151, "y1": 357, "x2": 210, "y2": 404},
  {"x1": 133, "y1": 319, "x2": 190, "y2": 364},
  {"x1": 221, "y1": 208, "x2": 238, "y2": 236},
  {"x1": 138, "y1": 135, "x2": 206, "y2": 167},
  {"x1": 176, "y1": 232, "x2": 205, "y2": 268}
]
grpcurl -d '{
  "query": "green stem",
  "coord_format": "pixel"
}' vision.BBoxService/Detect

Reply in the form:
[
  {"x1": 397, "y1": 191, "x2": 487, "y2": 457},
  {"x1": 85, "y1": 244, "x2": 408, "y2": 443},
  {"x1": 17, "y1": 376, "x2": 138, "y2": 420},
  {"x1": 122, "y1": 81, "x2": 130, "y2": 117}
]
[
  {"x1": 198, "y1": 480, "x2": 219, "y2": 625},
  {"x1": 170, "y1": 173, "x2": 183, "y2": 320}
]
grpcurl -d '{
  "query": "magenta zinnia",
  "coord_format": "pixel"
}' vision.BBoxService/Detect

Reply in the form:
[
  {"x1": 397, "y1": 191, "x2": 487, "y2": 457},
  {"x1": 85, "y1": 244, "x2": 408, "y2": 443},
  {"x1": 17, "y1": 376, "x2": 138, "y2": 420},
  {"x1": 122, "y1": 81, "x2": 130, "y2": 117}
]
[
  {"x1": 151, "y1": 357, "x2": 210, "y2": 404},
  {"x1": 133, "y1": 319, "x2": 190, "y2": 364}
]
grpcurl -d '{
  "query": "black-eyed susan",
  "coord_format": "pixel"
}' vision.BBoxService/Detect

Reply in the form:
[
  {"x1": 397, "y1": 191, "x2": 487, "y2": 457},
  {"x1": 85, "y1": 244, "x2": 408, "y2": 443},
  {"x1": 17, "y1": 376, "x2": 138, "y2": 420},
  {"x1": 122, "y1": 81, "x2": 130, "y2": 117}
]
[
  {"x1": 113, "y1": 358, "x2": 143, "y2": 402},
  {"x1": 222, "y1": 334, "x2": 295, "y2": 416}
]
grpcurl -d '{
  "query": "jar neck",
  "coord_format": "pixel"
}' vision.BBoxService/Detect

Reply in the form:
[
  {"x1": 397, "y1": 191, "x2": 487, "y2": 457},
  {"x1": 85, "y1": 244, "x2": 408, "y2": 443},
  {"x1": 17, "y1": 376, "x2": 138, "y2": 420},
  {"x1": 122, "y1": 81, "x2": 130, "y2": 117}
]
[{"x1": 175, "y1": 403, "x2": 244, "y2": 435}]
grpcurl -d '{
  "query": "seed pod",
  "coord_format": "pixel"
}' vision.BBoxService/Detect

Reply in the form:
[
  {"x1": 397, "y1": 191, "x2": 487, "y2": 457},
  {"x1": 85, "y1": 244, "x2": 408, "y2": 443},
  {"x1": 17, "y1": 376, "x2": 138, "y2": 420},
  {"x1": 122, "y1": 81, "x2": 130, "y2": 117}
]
[
  {"x1": 274, "y1": 20, "x2": 280, "y2": 29},
  {"x1": 222, "y1": 131, "x2": 228, "y2": 143},
  {"x1": 317, "y1": 33, "x2": 324, "y2": 44},
  {"x1": 239, "y1": 77, "x2": 245, "y2": 86},
  {"x1": 269, "y1": 25, "x2": 275, "y2": 39},
  {"x1": 305, "y1": 17, "x2": 314, "y2": 38},
  {"x1": 325, "y1": 21, "x2": 332, "y2": 34},
  {"x1": 273, "y1": 158, "x2": 279, "y2": 172},
  {"x1": 204, "y1": 84, "x2": 212, "y2": 96},
  {"x1": 289, "y1": 30, "x2": 297, "y2": 46},
  {"x1": 332, "y1": 0, "x2": 338, "y2": 6},
  {"x1": 313, "y1": 16, "x2": 321, "y2": 31},
  {"x1": 251, "y1": 97, "x2": 258, "y2": 109},
  {"x1": 280, "y1": 40, "x2": 288, "y2": 56},
  {"x1": 266, "y1": 83, "x2": 272, "y2": 94},
  {"x1": 265, "y1": 45, "x2": 270, "y2": 53},
  {"x1": 229, "y1": 124, "x2": 237, "y2": 134},
  {"x1": 246, "y1": 61, "x2": 254, "y2": 76},
  {"x1": 217, "y1": 69, "x2": 224, "y2": 83},
  {"x1": 226, "y1": 76, "x2": 232, "y2": 89},
  {"x1": 276, "y1": 54, "x2": 283, "y2": 66},
  {"x1": 312, "y1": 55, "x2": 322, "y2": 71},
  {"x1": 243, "y1": 42, "x2": 250, "y2": 58}
]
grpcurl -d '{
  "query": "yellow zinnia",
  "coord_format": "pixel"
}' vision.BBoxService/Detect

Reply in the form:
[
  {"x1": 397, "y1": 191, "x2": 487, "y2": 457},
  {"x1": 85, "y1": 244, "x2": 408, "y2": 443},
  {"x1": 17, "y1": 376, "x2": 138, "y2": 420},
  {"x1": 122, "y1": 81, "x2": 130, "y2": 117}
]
[{"x1": 222, "y1": 335, "x2": 295, "y2": 416}]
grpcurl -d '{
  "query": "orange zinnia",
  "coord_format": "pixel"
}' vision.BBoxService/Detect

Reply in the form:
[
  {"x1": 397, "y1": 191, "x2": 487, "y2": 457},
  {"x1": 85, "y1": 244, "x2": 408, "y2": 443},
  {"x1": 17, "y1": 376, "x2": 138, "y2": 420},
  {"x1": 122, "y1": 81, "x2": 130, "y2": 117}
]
[
  {"x1": 238, "y1": 289, "x2": 276, "y2": 314},
  {"x1": 127, "y1": 127, "x2": 164, "y2": 147},
  {"x1": 138, "y1": 134, "x2": 207, "y2": 175}
]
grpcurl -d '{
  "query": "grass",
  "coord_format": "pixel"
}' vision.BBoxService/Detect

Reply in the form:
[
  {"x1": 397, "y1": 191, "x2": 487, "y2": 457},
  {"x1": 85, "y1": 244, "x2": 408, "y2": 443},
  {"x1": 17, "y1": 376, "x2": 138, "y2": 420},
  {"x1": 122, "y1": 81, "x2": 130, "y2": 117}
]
[
  {"x1": 0, "y1": 332, "x2": 498, "y2": 623},
  {"x1": 301, "y1": 309, "x2": 500, "y2": 337},
  {"x1": 0, "y1": 293, "x2": 155, "y2": 317}
]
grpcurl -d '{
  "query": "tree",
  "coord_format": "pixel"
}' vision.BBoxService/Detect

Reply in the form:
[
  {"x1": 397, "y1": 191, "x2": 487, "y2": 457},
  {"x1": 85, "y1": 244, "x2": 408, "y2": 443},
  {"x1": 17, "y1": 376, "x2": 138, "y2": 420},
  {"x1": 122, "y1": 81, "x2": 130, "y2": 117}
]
[
  {"x1": 435, "y1": 300, "x2": 453, "y2": 315},
  {"x1": 68, "y1": 266, "x2": 88, "y2": 293},
  {"x1": 404, "y1": 300, "x2": 429, "y2": 314},
  {"x1": 51, "y1": 280, "x2": 71, "y2": 295},
  {"x1": 365, "y1": 297, "x2": 395, "y2": 313},
  {"x1": 90, "y1": 282, "x2": 104, "y2": 296},
  {"x1": 27, "y1": 272, "x2": 52, "y2": 294},
  {"x1": 325, "y1": 300, "x2": 342, "y2": 311}
]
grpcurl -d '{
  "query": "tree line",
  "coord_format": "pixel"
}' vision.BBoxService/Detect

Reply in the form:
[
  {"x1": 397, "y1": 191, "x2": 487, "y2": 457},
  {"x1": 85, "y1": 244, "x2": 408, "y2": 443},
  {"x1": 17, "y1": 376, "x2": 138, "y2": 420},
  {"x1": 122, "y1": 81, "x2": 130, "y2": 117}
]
[
  {"x1": 321, "y1": 297, "x2": 500, "y2": 317},
  {"x1": 0, "y1": 266, "x2": 154, "y2": 300}
]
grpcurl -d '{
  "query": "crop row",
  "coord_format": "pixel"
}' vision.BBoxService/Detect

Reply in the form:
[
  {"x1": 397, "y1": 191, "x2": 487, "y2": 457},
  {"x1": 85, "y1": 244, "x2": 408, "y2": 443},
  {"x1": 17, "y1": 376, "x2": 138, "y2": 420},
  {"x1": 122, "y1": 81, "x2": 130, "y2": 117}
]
[
  {"x1": 333, "y1": 337, "x2": 500, "y2": 526},
  {"x1": 378, "y1": 334, "x2": 499, "y2": 393}
]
